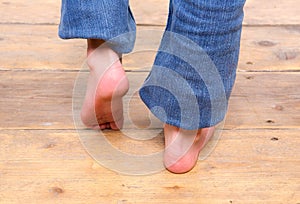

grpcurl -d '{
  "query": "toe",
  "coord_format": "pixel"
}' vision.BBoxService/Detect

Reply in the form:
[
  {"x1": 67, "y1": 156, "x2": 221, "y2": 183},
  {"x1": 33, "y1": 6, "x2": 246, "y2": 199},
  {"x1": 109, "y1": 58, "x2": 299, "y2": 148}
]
[
  {"x1": 164, "y1": 155, "x2": 197, "y2": 174},
  {"x1": 110, "y1": 121, "x2": 120, "y2": 130},
  {"x1": 99, "y1": 124, "x2": 107, "y2": 130}
]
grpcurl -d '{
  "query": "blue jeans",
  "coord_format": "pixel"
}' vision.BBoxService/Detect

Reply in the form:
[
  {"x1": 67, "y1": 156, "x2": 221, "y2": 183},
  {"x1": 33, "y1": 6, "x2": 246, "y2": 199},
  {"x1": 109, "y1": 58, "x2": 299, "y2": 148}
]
[{"x1": 59, "y1": 0, "x2": 246, "y2": 130}]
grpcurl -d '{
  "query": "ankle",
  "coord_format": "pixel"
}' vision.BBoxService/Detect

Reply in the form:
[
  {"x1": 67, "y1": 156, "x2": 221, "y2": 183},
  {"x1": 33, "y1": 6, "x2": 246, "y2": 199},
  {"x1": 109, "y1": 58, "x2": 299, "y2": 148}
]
[
  {"x1": 86, "y1": 46, "x2": 121, "y2": 74},
  {"x1": 87, "y1": 39, "x2": 105, "y2": 56}
]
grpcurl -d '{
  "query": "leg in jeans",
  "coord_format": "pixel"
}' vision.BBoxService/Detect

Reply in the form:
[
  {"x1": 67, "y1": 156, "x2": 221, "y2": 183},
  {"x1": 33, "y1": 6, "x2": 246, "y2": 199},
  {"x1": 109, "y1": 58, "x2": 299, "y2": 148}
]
[
  {"x1": 59, "y1": 0, "x2": 136, "y2": 129},
  {"x1": 140, "y1": 0, "x2": 246, "y2": 173}
]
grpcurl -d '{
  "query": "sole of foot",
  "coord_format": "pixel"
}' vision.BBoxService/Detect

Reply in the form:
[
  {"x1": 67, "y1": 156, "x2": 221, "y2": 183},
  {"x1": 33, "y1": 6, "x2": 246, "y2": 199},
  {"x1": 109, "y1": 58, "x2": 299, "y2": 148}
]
[
  {"x1": 164, "y1": 124, "x2": 215, "y2": 174},
  {"x1": 80, "y1": 46, "x2": 129, "y2": 130}
]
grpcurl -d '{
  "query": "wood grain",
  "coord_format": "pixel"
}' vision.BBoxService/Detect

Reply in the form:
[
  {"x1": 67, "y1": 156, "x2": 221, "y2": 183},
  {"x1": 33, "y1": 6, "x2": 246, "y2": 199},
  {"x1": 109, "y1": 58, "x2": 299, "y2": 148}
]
[
  {"x1": 0, "y1": 71, "x2": 299, "y2": 130},
  {"x1": 1, "y1": 0, "x2": 299, "y2": 26},
  {"x1": 1, "y1": 25, "x2": 299, "y2": 71},
  {"x1": 0, "y1": 0, "x2": 61, "y2": 24},
  {"x1": 0, "y1": 129, "x2": 299, "y2": 203},
  {"x1": 238, "y1": 26, "x2": 300, "y2": 71},
  {"x1": 243, "y1": 0, "x2": 300, "y2": 25},
  {"x1": 1, "y1": 0, "x2": 299, "y2": 203}
]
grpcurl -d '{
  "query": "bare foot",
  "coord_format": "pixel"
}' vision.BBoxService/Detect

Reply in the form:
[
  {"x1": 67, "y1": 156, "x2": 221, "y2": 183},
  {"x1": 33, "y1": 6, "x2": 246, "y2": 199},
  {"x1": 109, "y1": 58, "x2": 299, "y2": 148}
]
[
  {"x1": 164, "y1": 124, "x2": 215, "y2": 174},
  {"x1": 80, "y1": 39, "x2": 129, "y2": 130}
]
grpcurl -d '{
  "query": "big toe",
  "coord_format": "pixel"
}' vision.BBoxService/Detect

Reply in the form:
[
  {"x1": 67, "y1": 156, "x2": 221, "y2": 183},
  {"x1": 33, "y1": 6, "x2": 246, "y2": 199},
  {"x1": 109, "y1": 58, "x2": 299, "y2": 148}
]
[
  {"x1": 164, "y1": 150, "x2": 198, "y2": 174},
  {"x1": 110, "y1": 121, "x2": 121, "y2": 130},
  {"x1": 165, "y1": 161, "x2": 195, "y2": 174}
]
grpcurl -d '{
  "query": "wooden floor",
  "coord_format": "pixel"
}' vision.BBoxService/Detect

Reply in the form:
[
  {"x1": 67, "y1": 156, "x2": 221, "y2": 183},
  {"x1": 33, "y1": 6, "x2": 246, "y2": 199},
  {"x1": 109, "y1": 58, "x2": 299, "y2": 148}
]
[{"x1": 1, "y1": 0, "x2": 299, "y2": 203}]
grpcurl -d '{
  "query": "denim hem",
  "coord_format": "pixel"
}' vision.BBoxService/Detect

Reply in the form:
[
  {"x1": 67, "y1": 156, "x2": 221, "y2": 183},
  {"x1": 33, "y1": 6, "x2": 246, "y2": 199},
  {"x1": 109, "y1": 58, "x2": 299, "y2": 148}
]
[{"x1": 139, "y1": 87, "x2": 225, "y2": 130}]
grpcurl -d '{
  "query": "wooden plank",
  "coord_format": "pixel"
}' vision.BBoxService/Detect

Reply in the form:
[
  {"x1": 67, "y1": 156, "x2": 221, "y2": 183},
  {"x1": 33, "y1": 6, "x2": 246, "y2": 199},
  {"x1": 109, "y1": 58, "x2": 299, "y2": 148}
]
[
  {"x1": 0, "y1": 24, "x2": 87, "y2": 70},
  {"x1": 130, "y1": 0, "x2": 168, "y2": 26},
  {"x1": 238, "y1": 25, "x2": 300, "y2": 71},
  {"x1": 227, "y1": 72, "x2": 300, "y2": 129},
  {"x1": 0, "y1": 71, "x2": 75, "y2": 130},
  {"x1": 0, "y1": 71, "x2": 299, "y2": 130},
  {"x1": 0, "y1": 24, "x2": 163, "y2": 71},
  {"x1": 131, "y1": 0, "x2": 300, "y2": 26},
  {"x1": 1, "y1": 0, "x2": 299, "y2": 26},
  {"x1": 0, "y1": 129, "x2": 299, "y2": 203},
  {"x1": 0, "y1": 0, "x2": 61, "y2": 25},
  {"x1": 0, "y1": 0, "x2": 167, "y2": 25},
  {"x1": 1, "y1": 24, "x2": 300, "y2": 71},
  {"x1": 244, "y1": 0, "x2": 300, "y2": 25}
]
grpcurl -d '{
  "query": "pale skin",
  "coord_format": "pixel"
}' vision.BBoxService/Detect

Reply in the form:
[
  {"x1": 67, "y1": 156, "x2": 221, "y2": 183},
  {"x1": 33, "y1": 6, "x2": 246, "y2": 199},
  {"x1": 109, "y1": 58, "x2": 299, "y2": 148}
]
[
  {"x1": 81, "y1": 39, "x2": 215, "y2": 173},
  {"x1": 81, "y1": 39, "x2": 129, "y2": 130}
]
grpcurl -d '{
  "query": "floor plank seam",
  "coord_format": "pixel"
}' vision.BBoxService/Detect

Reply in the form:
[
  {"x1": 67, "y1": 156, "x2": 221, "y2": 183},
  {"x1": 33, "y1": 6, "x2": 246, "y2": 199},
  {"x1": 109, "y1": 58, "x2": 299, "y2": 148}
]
[
  {"x1": 0, "y1": 69, "x2": 299, "y2": 73},
  {"x1": 0, "y1": 22, "x2": 166, "y2": 27},
  {"x1": 238, "y1": 70, "x2": 300, "y2": 73},
  {"x1": 243, "y1": 24, "x2": 300, "y2": 27},
  {"x1": 0, "y1": 127, "x2": 299, "y2": 131},
  {"x1": 0, "y1": 69, "x2": 151, "y2": 73},
  {"x1": 0, "y1": 22, "x2": 58, "y2": 26},
  {"x1": 1, "y1": 22, "x2": 300, "y2": 27}
]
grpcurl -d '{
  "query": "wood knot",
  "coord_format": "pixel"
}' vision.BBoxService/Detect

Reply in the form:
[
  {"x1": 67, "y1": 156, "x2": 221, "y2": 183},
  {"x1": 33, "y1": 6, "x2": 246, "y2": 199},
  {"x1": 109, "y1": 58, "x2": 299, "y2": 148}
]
[
  {"x1": 165, "y1": 185, "x2": 182, "y2": 190},
  {"x1": 276, "y1": 50, "x2": 299, "y2": 60},
  {"x1": 0, "y1": 83, "x2": 8, "y2": 88},
  {"x1": 246, "y1": 61, "x2": 254, "y2": 65},
  {"x1": 245, "y1": 76, "x2": 254, "y2": 80},
  {"x1": 272, "y1": 105, "x2": 284, "y2": 111},
  {"x1": 266, "y1": 120, "x2": 275, "y2": 124},
  {"x1": 43, "y1": 142, "x2": 56, "y2": 149},
  {"x1": 257, "y1": 40, "x2": 277, "y2": 47},
  {"x1": 117, "y1": 200, "x2": 128, "y2": 204},
  {"x1": 284, "y1": 26, "x2": 300, "y2": 33},
  {"x1": 50, "y1": 187, "x2": 64, "y2": 195},
  {"x1": 271, "y1": 137, "x2": 279, "y2": 141}
]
